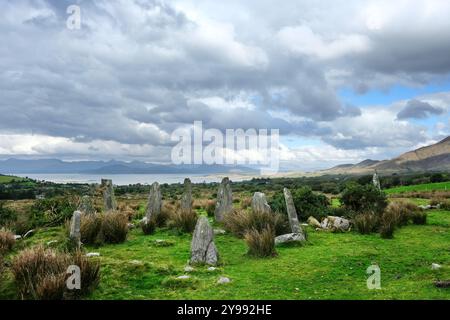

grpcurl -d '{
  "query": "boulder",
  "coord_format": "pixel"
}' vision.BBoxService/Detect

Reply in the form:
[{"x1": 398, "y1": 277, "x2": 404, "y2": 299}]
[
  {"x1": 214, "y1": 177, "x2": 233, "y2": 222},
  {"x1": 251, "y1": 192, "x2": 271, "y2": 214},
  {"x1": 275, "y1": 233, "x2": 306, "y2": 245},
  {"x1": 307, "y1": 216, "x2": 321, "y2": 229},
  {"x1": 190, "y1": 216, "x2": 219, "y2": 266},
  {"x1": 323, "y1": 216, "x2": 351, "y2": 232}
]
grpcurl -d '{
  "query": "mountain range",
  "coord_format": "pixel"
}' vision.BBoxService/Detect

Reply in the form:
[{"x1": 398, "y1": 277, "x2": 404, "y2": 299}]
[
  {"x1": 323, "y1": 136, "x2": 450, "y2": 174},
  {"x1": 0, "y1": 159, "x2": 257, "y2": 175}
]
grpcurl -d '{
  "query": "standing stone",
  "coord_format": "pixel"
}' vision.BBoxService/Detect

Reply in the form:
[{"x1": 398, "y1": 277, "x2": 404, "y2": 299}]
[
  {"x1": 78, "y1": 195, "x2": 95, "y2": 215},
  {"x1": 373, "y1": 171, "x2": 381, "y2": 190},
  {"x1": 146, "y1": 182, "x2": 162, "y2": 221},
  {"x1": 70, "y1": 211, "x2": 81, "y2": 248},
  {"x1": 283, "y1": 188, "x2": 302, "y2": 234},
  {"x1": 214, "y1": 177, "x2": 233, "y2": 222},
  {"x1": 190, "y1": 216, "x2": 219, "y2": 266},
  {"x1": 251, "y1": 192, "x2": 271, "y2": 214},
  {"x1": 101, "y1": 179, "x2": 117, "y2": 212},
  {"x1": 181, "y1": 178, "x2": 192, "y2": 213}
]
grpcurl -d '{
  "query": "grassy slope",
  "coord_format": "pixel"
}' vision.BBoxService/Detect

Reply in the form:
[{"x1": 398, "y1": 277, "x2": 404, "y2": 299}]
[
  {"x1": 0, "y1": 175, "x2": 26, "y2": 184},
  {"x1": 385, "y1": 182, "x2": 450, "y2": 195},
  {"x1": 2, "y1": 210, "x2": 449, "y2": 300}
]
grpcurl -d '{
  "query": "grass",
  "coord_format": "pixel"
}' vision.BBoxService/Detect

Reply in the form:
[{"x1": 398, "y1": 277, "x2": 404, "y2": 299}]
[
  {"x1": 385, "y1": 182, "x2": 450, "y2": 195},
  {"x1": 0, "y1": 175, "x2": 27, "y2": 184},
  {"x1": 1, "y1": 208, "x2": 449, "y2": 300}
]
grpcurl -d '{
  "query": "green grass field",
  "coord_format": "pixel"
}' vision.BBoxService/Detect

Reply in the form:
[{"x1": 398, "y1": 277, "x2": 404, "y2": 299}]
[
  {"x1": 385, "y1": 182, "x2": 450, "y2": 195},
  {"x1": 0, "y1": 175, "x2": 26, "y2": 184},
  {"x1": 1, "y1": 209, "x2": 449, "y2": 300}
]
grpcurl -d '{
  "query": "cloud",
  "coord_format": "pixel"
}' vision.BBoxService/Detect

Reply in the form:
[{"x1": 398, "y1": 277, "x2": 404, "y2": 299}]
[{"x1": 397, "y1": 99, "x2": 444, "y2": 119}]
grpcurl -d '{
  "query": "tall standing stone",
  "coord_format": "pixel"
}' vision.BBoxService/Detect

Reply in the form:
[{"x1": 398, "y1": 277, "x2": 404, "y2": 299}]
[
  {"x1": 70, "y1": 211, "x2": 81, "y2": 249},
  {"x1": 146, "y1": 182, "x2": 162, "y2": 221},
  {"x1": 181, "y1": 178, "x2": 192, "y2": 213},
  {"x1": 373, "y1": 171, "x2": 381, "y2": 190},
  {"x1": 190, "y1": 216, "x2": 219, "y2": 266},
  {"x1": 251, "y1": 192, "x2": 271, "y2": 214},
  {"x1": 101, "y1": 179, "x2": 117, "y2": 212},
  {"x1": 78, "y1": 195, "x2": 96, "y2": 215},
  {"x1": 283, "y1": 188, "x2": 302, "y2": 234},
  {"x1": 214, "y1": 177, "x2": 233, "y2": 222}
]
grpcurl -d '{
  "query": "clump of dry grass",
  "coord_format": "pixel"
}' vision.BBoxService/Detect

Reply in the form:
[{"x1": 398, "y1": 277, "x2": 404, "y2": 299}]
[
  {"x1": 80, "y1": 214, "x2": 102, "y2": 245},
  {"x1": 11, "y1": 246, "x2": 100, "y2": 300},
  {"x1": 353, "y1": 213, "x2": 379, "y2": 235},
  {"x1": 223, "y1": 209, "x2": 288, "y2": 238},
  {"x1": 0, "y1": 228, "x2": 15, "y2": 254},
  {"x1": 244, "y1": 226, "x2": 276, "y2": 258},
  {"x1": 240, "y1": 197, "x2": 252, "y2": 210},
  {"x1": 79, "y1": 212, "x2": 128, "y2": 245},
  {"x1": 167, "y1": 208, "x2": 198, "y2": 233}
]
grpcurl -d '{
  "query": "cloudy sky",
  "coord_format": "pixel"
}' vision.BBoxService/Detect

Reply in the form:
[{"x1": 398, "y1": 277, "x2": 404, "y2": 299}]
[{"x1": 1, "y1": 0, "x2": 450, "y2": 171}]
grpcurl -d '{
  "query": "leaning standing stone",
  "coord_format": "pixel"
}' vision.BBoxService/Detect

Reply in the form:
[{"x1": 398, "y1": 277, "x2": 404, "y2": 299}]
[
  {"x1": 283, "y1": 188, "x2": 302, "y2": 234},
  {"x1": 214, "y1": 177, "x2": 233, "y2": 222},
  {"x1": 373, "y1": 171, "x2": 381, "y2": 190},
  {"x1": 146, "y1": 182, "x2": 162, "y2": 221},
  {"x1": 78, "y1": 195, "x2": 96, "y2": 215},
  {"x1": 70, "y1": 211, "x2": 81, "y2": 249},
  {"x1": 102, "y1": 179, "x2": 117, "y2": 212},
  {"x1": 181, "y1": 178, "x2": 192, "y2": 213},
  {"x1": 251, "y1": 192, "x2": 271, "y2": 214},
  {"x1": 190, "y1": 216, "x2": 219, "y2": 266}
]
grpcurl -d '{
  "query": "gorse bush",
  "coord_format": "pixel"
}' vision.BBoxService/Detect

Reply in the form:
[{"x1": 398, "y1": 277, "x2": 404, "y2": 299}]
[
  {"x1": 11, "y1": 246, "x2": 100, "y2": 300},
  {"x1": 168, "y1": 209, "x2": 198, "y2": 233},
  {"x1": 340, "y1": 183, "x2": 388, "y2": 216},
  {"x1": 0, "y1": 228, "x2": 15, "y2": 254},
  {"x1": 223, "y1": 209, "x2": 288, "y2": 238},
  {"x1": 244, "y1": 226, "x2": 276, "y2": 258},
  {"x1": 353, "y1": 213, "x2": 379, "y2": 235},
  {"x1": 29, "y1": 196, "x2": 77, "y2": 228},
  {"x1": 269, "y1": 187, "x2": 331, "y2": 221},
  {"x1": 0, "y1": 201, "x2": 17, "y2": 228}
]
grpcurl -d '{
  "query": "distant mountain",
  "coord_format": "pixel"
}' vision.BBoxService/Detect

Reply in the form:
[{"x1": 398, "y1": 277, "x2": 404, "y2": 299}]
[
  {"x1": 323, "y1": 136, "x2": 450, "y2": 174},
  {"x1": 0, "y1": 158, "x2": 257, "y2": 175}
]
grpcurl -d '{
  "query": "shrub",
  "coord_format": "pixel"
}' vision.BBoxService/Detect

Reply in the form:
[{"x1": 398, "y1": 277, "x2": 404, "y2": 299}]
[
  {"x1": 168, "y1": 209, "x2": 198, "y2": 233},
  {"x1": 99, "y1": 212, "x2": 128, "y2": 244},
  {"x1": 410, "y1": 211, "x2": 427, "y2": 225},
  {"x1": 80, "y1": 214, "x2": 102, "y2": 245},
  {"x1": 439, "y1": 199, "x2": 450, "y2": 211},
  {"x1": 29, "y1": 196, "x2": 77, "y2": 228},
  {"x1": 205, "y1": 200, "x2": 216, "y2": 217},
  {"x1": 158, "y1": 202, "x2": 174, "y2": 227},
  {"x1": 11, "y1": 246, "x2": 100, "y2": 300},
  {"x1": 244, "y1": 227, "x2": 276, "y2": 258},
  {"x1": 0, "y1": 228, "x2": 15, "y2": 254},
  {"x1": 379, "y1": 210, "x2": 396, "y2": 239},
  {"x1": 223, "y1": 209, "x2": 288, "y2": 238},
  {"x1": 269, "y1": 187, "x2": 331, "y2": 221},
  {"x1": 340, "y1": 183, "x2": 388, "y2": 216},
  {"x1": 353, "y1": 213, "x2": 379, "y2": 234},
  {"x1": 0, "y1": 201, "x2": 17, "y2": 228},
  {"x1": 385, "y1": 201, "x2": 422, "y2": 227},
  {"x1": 141, "y1": 217, "x2": 156, "y2": 235}
]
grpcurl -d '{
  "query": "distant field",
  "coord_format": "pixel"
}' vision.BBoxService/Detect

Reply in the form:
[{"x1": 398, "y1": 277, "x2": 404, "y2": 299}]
[
  {"x1": 385, "y1": 181, "x2": 450, "y2": 195},
  {"x1": 0, "y1": 175, "x2": 26, "y2": 184}
]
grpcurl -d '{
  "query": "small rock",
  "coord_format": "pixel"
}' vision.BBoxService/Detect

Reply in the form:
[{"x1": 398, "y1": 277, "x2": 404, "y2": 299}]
[
  {"x1": 127, "y1": 223, "x2": 135, "y2": 229},
  {"x1": 23, "y1": 229, "x2": 35, "y2": 238},
  {"x1": 177, "y1": 275, "x2": 190, "y2": 280},
  {"x1": 184, "y1": 266, "x2": 194, "y2": 273},
  {"x1": 217, "y1": 277, "x2": 231, "y2": 284},
  {"x1": 275, "y1": 233, "x2": 306, "y2": 245},
  {"x1": 14, "y1": 235, "x2": 22, "y2": 240},
  {"x1": 307, "y1": 216, "x2": 321, "y2": 229},
  {"x1": 214, "y1": 229, "x2": 226, "y2": 235},
  {"x1": 46, "y1": 240, "x2": 58, "y2": 246},
  {"x1": 86, "y1": 252, "x2": 100, "y2": 257},
  {"x1": 207, "y1": 267, "x2": 217, "y2": 271},
  {"x1": 431, "y1": 263, "x2": 442, "y2": 270}
]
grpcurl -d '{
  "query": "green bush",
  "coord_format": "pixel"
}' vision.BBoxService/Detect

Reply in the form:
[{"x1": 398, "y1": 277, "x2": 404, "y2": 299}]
[
  {"x1": 269, "y1": 187, "x2": 331, "y2": 221},
  {"x1": 0, "y1": 201, "x2": 17, "y2": 228},
  {"x1": 29, "y1": 196, "x2": 77, "y2": 228},
  {"x1": 340, "y1": 183, "x2": 388, "y2": 216}
]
